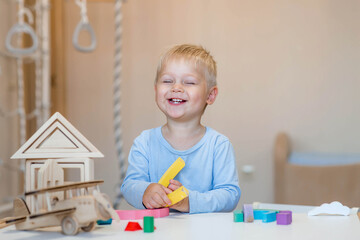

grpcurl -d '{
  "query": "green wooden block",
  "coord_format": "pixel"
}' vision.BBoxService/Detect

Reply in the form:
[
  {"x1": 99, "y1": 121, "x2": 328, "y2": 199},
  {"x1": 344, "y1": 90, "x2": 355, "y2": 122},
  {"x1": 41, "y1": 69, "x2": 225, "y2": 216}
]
[
  {"x1": 143, "y1": 216, "x2": 154, "y2": 233},
  {"x1": 233, "y1": 210, "x2": 244, "y2": 222}
]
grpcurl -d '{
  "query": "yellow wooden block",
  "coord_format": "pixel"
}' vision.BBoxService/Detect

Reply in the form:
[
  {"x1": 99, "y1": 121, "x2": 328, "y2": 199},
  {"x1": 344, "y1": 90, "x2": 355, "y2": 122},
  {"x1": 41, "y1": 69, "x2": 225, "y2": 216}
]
[
  {"x1": 166, "y1": 186, "x2": 189, "y2": 206},
  {"x1": 158, "y1": 157, "x2": 185, "y2": 187}
]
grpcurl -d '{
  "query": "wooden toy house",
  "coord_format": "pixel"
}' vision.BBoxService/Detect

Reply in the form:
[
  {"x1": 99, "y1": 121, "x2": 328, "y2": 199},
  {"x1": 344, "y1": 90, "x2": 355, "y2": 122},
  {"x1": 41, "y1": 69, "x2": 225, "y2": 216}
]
[{"x1": 11, "y1": 112, "x2": 103, "y2": 210}]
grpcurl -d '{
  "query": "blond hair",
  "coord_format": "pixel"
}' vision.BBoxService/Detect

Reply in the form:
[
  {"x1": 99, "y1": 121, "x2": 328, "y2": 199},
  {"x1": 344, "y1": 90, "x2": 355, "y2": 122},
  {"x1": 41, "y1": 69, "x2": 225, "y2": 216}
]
[{"x1": 155, "y1": 44, "x2": 217, "y2": 88}]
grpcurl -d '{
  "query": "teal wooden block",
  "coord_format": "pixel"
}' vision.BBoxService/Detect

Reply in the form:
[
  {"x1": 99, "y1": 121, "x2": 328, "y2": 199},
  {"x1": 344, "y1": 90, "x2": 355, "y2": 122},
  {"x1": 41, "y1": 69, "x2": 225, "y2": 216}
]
[
  {"x1": 253, "y1": 210, "x2": 270, "y2": 220},
  {"x1": 97, "y1": 218, "x2": 112, "y2": 225},
  {"x1": 233, "y1": 210, "x2": 244, "y2": 222},
  {"x1": 262, "y1": 211, "x2": 277, "y2": 223},
  {"x1": 261, "y1": 209, "x2": 280, "y2": 214}
]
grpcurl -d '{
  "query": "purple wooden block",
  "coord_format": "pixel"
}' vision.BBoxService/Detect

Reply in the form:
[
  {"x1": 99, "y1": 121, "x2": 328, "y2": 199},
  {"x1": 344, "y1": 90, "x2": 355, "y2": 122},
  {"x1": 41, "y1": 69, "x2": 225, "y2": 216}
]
[
  {"x1": 242, "y1": 204, "x2": 254, "y2": 223},
  {"x1": 279, "y1": 211, "x2": 292, "y2": 222},
  {"x1": 276, "y1": 210, "x2": 292, "y2": 225}
]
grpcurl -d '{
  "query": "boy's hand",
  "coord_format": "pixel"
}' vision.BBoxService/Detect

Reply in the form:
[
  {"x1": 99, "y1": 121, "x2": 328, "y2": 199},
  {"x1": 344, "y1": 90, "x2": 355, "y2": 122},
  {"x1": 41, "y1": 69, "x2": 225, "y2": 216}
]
[
  {"x1": 170, "y1": 196, "x2": 189, "y2": 213},
  {"x1": 167, "y1": 179, "x2": 189, "y2": 212},
  {"x1": 168, "y1": 179, "x2": 182, "y2": 191},
  {"x1": 142, "y1": 183, "x2": 172, "y2": 209}
]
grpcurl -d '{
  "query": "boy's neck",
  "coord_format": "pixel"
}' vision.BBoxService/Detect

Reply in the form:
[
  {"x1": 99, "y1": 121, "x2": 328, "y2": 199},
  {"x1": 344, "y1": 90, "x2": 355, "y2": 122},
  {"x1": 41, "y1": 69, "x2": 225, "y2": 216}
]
[{"x1": 162, "y1": 121, "x2": 206, "y2": 151}]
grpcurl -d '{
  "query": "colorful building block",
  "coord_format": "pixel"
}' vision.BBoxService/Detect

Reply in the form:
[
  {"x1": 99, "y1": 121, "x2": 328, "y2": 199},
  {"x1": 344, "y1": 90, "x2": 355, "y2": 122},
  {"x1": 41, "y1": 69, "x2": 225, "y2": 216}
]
[
  {"x1": 116, "y1": 208, "x2": 169, "y2": 220},
  {"x1": 253, "y1": 210, "x2": 270, "y2": 220},
  {"x1": 233, "y1": 210, "x2": 244, "y2": 222},
  {"x1": 158, "y1": 157, "x2": 189, "y2": 207},
  {"x1": 158, "y1": 157, "x2": 185, "y2": 187},
  {"x1": 96, "y1": 218, "x2": 112, "y2": 225},
  {"x1": 242, "y1": 204, "x2": 254, "y2": 222},
  {"x1": 125, "y1": 221, "x2": 143, "y2": 231},
  {"x1": 166, "y1": 186, "x2": 189, "y2": 207},
  {"x1": 143, "y1": 216, "x2": 154, "y2": 233},
  {"x1": 276, "y1": 210, "x2": 292, "y2": 225},
  {"x1": 262, "y1": 209, "x2": 280, "y2": 214},
  {"x1": 262, "y1": 211, "x2": 277, "y2": 223}
]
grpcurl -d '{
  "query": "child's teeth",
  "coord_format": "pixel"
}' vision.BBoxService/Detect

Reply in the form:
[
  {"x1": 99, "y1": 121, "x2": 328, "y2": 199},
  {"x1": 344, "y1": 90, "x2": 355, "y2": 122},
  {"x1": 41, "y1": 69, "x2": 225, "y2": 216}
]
[{"x1": 170, "y1": 98, "x2": 185, "y2": 104}]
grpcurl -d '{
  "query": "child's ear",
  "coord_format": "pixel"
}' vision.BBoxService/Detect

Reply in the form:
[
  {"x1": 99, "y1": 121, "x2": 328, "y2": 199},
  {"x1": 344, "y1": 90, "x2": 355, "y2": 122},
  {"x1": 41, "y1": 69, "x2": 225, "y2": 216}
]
[{"x1": 206, "y1": 86, "x2": 218, "y2": 105}]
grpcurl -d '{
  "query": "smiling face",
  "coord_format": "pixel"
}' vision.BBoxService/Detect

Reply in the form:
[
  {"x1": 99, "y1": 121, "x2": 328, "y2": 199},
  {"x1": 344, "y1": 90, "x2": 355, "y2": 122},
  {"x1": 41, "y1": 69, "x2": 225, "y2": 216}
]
[{"x1": 155, "y1": 58, "x2": 217, "y2": 123}]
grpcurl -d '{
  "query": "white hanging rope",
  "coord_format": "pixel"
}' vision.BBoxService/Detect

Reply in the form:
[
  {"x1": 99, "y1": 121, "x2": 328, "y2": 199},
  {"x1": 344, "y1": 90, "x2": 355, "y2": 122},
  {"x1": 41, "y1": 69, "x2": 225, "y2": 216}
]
[
  {"x1": 38, "y1": 0, "x2": 51, "y2": 127},
  {"x1": 35, "y1": 0, "x2": 43, "y2": 129},
  {"x1": 75, "y1": 0, "x2": 89, "y2": 23},
  {"x1": 16, "y1": 61, "x2": 25, "y2": 147},
  {"x1": 1, "y1": 1, "x2": 48, "y2": 179},
  {"x1": 5, "y1": 0, "x2": 38, "y2": 55},
  {"x1": 0, "y1": 49, "x2": 37, "y2": 63},
  {"x1": 16, "y1": 0, "x2": 27, "y2": 146},
  {"x1": 0, "y1": 107, "x2": 41, "y2": 121},
  {"x1": 1, "y1": 1, "x2": 49, "y2": 124},
  {"x1": 73, "y1": 0, "x2": 97, "y2": 52},
  {"x1": 113, "y1": 0, "x2": 127, "y2": 208}
]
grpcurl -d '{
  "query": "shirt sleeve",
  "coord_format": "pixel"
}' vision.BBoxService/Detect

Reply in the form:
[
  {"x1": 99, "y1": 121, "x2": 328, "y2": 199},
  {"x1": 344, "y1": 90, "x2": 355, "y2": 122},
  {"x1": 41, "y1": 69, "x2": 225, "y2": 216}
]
[
  {"x1": 187, "y1": 140, "x2": 241, "y2": 213},
  {"x1": 121, "y1": 134, "x2": 151, "y2": 209}
]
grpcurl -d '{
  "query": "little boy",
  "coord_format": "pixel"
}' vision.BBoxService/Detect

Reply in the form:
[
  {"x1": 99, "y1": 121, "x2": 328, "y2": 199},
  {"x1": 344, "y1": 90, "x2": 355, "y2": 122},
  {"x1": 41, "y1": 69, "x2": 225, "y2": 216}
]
[{"x1": 121, "y1": 44, "x2": 241, "y2": 213}]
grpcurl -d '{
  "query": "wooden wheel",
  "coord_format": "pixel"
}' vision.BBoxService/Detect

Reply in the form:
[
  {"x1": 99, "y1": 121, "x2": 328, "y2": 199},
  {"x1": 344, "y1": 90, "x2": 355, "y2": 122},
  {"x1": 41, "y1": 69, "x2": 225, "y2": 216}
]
[
  {"x1": 61, "y1": 216, "x2": 79, "y2": 235},
  {"x1": 81, "y1": 221, "x2": 96, "y2": 232}
]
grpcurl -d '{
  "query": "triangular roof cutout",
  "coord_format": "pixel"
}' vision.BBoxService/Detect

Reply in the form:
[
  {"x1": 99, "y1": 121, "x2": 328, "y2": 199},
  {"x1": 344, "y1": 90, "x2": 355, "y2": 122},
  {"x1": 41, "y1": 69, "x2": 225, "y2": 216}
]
[
  {"x1": 11, "y1": 112, "x2": 104, "y2": 159},
  {"x1": 39, "y1": 129, "x2": 78, "y2": 149}
]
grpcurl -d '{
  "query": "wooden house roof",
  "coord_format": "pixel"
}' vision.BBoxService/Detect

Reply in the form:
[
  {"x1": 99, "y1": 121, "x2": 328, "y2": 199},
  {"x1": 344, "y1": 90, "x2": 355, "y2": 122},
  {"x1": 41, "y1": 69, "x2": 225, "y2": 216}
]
[{"x1": 11, "y1": 112, "x2": 104, "y2": 159}]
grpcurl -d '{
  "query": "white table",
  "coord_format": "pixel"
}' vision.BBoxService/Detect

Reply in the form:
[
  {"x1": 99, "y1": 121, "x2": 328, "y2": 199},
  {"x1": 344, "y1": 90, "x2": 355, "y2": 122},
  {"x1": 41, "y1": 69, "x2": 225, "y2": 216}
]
[{"x1": 1, "y1": 205, "x2": 359, "y2": 240}]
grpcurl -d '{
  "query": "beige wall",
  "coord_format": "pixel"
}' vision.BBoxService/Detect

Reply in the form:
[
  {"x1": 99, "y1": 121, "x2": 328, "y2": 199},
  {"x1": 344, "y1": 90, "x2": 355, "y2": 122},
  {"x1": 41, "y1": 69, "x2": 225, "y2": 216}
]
[{"x1": 62, "y1": 0, "x2": 360, "y2": 207}]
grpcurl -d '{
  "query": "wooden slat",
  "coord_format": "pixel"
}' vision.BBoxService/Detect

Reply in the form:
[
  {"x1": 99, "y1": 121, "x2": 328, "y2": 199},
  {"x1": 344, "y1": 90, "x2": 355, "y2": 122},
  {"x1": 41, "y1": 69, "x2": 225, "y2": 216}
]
[
  {"x1": 25, "y1": 180, "x2": 103, "y2": 196},
  {"x1": 29, "y1": 207, "x2": 76, "y2": 219},
  {"x1": 0, "y1": 216, "x2": 27, "y2": 229}
]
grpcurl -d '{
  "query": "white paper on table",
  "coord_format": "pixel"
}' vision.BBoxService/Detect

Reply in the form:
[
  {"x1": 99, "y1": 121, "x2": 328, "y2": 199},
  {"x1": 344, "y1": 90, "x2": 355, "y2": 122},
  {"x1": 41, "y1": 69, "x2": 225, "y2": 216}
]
[{"x1": 308, "y1": 201, "x2": 350, "y2": 216}]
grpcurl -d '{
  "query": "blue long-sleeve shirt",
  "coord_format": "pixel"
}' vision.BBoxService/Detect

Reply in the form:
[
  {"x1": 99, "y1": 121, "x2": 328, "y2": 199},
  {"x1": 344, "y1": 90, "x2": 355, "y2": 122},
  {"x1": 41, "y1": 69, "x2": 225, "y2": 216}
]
[{"x1": 121, "y1": 126, "x2": 241, "y2": 214}]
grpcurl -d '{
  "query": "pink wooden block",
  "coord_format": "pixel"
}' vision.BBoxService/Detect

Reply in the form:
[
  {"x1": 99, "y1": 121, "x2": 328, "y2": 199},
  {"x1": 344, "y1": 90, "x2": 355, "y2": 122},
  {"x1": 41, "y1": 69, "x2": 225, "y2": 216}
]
[{"x1": 116, "y1": 208, "x2": 169, "y2": 220}]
